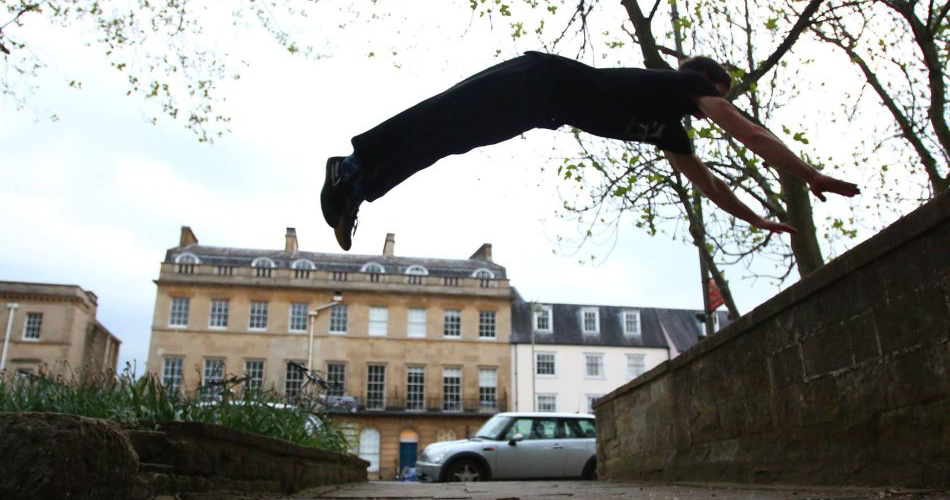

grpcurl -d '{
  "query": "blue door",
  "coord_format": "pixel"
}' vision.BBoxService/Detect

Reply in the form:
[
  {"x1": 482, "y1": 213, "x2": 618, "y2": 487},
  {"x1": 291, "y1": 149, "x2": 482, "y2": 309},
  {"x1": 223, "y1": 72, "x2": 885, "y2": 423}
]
[{"x1": 399, "y1": 442, "x2": 418, "y2": 471}]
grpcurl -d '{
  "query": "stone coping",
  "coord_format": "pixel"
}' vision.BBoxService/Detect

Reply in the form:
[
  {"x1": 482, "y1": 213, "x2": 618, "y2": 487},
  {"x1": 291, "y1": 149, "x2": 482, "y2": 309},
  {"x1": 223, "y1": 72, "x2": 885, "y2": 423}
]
[{"x1": 595, "y1": 190, "x2": 949, "y2": 410}]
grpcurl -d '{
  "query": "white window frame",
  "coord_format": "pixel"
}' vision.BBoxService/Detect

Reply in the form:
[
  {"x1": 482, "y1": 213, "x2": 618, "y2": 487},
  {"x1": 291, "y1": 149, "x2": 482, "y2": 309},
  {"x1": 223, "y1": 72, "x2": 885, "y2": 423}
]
[
  {"x1": 407, "y1": 308, "x2": 427, "y2": 338},
  {"x1": 581, "y1": 307, "x2": 600, "y2": 334},
  {"x1": 405, "y1": 265, "x2": 429, "y2": 275},
  {"x1": 536, "y1": 393, "x2": 557, "y2": 412},
  {"x1": 584, "y1": 353, "x2": 605, "y2": 379},
  {"x1": 251, "y1": 257, "x2": 277, "y2": 268},
  {"x1": 162, "y1": 357, "x2": 184, "y2": 392},
  {"x1": 326, "y1": 362, "x2": 346, "y2": 397},
  {"x1": 442, "y1": 367, "x2": 462, "y2": 412},
  {"x1": 406, "y1": 366, "x2": 426, "y2": 411},
  {"x1": 209, "y1": 299, "x2": 229, "y2": 329},
  {"x1": 285, "y1": 361, "x2": 305, "y2": 398},
  {"x1": 478, "y1": 310, "x2": 496, "y2": 339},
  {"x1": 244, "y1": 359, "x2": 264, "y2": 392},
  {"x1": 535, "y1": 351, "x2": 557, "y2": 377},
  {"x1": 22, "y1": 312, "x2": 42, "y2": 340},
  {"x1": 366, "y1": 364, "x2": 386, "y2": 410},
  {"x1": 471, "y1": 268, "x2": 495, "y2": 279},
  {"x1": 289, "y1": 302, "x2": 309, "y2": 333},
  {"x1": 249, "y1": 300, "x2": 269, "y2": 331},
  {"x1": 202, "y1": 358, "x2": 226, "y2": 399},
  {"x1": 478, "y1": 367, "x2": 497, "y2": 411},
  {"x1": 368, "y1": 306, "x2": 388, "y2": 336},
  {"x1": 533, "y1": 305, "x2": 552, "y2": 333},
  {"x1": 361, "y1": 262, "x2": 386, "y2": 274},
  {"x1": 291, "y1": 259, "x2": 316, "y2": 270},
  {"x1": 585, "y1": 394, "x2": 603, "y2": 414},
  {"x1": 626, "y1": 353, "x2": 647, "y2": 380},
  {"x1": 623, "y1": 310, "x2": 642, "y2": 336},
  {"x1": 329, "y1": 304, "x2": 348, "y2": 334},
  {"x1": 169, "y1": 297, "x2": 190, "y2": 328},
  {"x1": 174, "y1": 252, "x2": 201, "y2": 264},
  {"x1": 443, "y1": 309, "x2": 461, "y2": 338}
]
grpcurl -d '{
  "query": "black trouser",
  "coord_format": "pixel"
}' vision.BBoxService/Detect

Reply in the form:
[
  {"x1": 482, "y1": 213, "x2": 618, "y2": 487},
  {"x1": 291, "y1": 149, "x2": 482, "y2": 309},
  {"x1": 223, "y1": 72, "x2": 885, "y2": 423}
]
[{"x1": 352, "y1": 52, "x2": 598, "y2": 201}]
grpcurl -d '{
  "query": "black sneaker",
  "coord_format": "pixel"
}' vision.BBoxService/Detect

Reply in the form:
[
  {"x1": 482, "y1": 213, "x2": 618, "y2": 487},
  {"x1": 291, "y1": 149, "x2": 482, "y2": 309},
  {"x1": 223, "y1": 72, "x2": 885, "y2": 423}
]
[
  {"x1": 333, "y1": 195, "x2": 361, "y2": 251},
  {"x1": 321, "y1": 157, "x2": 346, "y2": 228}
]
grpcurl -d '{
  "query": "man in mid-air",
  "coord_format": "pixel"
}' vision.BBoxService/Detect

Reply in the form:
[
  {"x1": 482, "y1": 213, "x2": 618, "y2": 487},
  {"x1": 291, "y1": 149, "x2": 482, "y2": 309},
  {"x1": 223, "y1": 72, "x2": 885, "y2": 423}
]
[{"x1": 321, "y1": 51, "x2": 859, "y2": 251}]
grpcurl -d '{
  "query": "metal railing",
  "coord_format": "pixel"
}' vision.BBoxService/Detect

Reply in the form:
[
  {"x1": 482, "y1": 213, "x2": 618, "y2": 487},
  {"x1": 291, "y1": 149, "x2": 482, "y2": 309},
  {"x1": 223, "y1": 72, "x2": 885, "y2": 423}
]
[{"x1": 324, "y1": 395, "x2": 506, "y2": 414}]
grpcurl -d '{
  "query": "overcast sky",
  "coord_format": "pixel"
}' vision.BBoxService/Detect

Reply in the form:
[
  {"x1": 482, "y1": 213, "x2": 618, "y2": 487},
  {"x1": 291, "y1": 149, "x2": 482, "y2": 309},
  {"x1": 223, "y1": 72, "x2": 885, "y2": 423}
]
[{"x1": 0, "y1": 1, "x2": 886, "y2": 375}]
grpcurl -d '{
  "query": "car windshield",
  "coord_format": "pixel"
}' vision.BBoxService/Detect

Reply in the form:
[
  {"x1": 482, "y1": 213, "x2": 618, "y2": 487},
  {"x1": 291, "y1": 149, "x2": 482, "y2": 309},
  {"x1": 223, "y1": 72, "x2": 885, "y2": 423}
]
[{"x1": 474, "y1": 415, "x2": 512, "y2": 439}]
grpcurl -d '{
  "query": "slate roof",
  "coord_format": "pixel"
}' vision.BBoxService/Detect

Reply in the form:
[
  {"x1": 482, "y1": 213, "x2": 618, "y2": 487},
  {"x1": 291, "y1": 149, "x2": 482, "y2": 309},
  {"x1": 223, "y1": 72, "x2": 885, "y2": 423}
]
[
  {"x1": 510, "y1": 290, "x2": 730, "y2": 352},
  {"x1": 165, "y1": 245, "x2": 508, "y2": 279}
]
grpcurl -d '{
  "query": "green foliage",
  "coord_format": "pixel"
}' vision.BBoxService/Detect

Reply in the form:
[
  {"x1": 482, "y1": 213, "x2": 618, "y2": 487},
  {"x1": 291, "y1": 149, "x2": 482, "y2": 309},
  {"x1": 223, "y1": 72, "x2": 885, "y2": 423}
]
[{"x1": 0, "y1": 364, "x2": 348, "y2": 453}]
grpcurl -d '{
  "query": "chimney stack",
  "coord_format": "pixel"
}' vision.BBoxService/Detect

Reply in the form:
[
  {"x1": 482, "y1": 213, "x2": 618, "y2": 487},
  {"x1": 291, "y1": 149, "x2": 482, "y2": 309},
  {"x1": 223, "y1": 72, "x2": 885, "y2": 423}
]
[
  {"x1": 180, "y1": 226, "x2": 198, "y2": 247},
  {"x1": 285, "y1": 227, "x2": 298, "y2": 253},
  {"x1": 382, "y1": 233, "x2": 396, "y2": 257},
  {"x1": 469, "y1": 243, "x2": 493, "y2": 262}
]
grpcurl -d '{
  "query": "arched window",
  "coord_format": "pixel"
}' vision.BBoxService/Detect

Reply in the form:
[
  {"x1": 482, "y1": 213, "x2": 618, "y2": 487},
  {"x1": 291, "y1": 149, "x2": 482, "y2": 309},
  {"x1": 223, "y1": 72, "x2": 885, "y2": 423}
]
[
  {"x1": 175, "y1": 252, "x2": 201, "y2": 264},
  {"x1": 252, "y1": 257, "x2": 276, "y2": 278},
  {"x1": 291, "y1": 259, "x2": 315, "y2": 279},
  {"x1": 405, "y1": 265, "x2": 428, "y2": 275},
  {"x1": 174, "y1": 253, "x2": 200, "y2": 274},
  {"x1": 471, "y1": 268, "x2": 494, "y2": 279},
  {"x1": 361, "y1": 262, "x2": 386, "y2": 274},
  {"x1": 291, "y1": 259, "x2": 316, "y2": 270},
  {"x1": 359, "y1": 428, "x2": 380, "y2": 473}
]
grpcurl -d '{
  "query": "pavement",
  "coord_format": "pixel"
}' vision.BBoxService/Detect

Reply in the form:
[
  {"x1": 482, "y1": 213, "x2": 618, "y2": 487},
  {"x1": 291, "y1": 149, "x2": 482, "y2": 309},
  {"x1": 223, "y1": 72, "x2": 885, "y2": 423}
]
[{"x1": 277, "y1": 481, "x2": 950, "y2": 500}]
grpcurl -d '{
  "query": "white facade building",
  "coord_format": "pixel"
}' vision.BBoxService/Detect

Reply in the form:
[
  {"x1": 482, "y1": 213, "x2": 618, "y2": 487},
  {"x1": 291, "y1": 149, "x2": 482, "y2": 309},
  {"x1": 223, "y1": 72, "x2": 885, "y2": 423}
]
[{"x1": 509, "y1": 297, "x2": 727, "y2": 413}]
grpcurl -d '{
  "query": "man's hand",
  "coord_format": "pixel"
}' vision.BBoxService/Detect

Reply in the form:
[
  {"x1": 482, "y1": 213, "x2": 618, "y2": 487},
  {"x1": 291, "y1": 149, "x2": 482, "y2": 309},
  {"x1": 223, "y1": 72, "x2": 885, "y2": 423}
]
[
  {"x1": 808, "y1": 173, "x2": 861, "y2": 202},
  {"x1": 753, "y1": 219, "x2": 798, "y2": 234}
]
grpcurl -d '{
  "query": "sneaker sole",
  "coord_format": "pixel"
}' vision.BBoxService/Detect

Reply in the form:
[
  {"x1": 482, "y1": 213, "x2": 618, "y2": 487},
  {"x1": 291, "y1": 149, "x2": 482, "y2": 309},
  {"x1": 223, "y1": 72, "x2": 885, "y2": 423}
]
[{"x1": 321, "y1": 157, "x2": 344, "y2": 228}]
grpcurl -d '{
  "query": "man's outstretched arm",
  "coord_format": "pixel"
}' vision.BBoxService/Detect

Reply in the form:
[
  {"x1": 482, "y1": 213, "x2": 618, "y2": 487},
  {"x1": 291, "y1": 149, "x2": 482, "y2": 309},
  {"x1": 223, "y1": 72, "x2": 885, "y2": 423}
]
[
  {"x1": 665, "y1": 152, "x2": 797, "y2": 234},
  {"x1": 695, "y1": 96, "x2": 860, "y2": 201}
]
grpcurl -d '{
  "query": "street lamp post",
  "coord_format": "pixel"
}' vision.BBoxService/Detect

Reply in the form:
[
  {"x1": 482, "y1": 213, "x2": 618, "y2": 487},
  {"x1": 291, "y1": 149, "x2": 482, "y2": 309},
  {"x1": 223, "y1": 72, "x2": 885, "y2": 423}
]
[
  {"x1": 307, "y1": 292, "x2": 343, "y2": 373},
  {"x1": 1, "y1": 303, "x2": 19, "y2": 373}
]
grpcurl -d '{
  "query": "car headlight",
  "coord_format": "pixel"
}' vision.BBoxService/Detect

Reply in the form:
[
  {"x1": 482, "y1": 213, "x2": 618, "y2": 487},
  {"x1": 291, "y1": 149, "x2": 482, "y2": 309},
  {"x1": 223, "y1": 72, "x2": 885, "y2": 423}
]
[{"x1": 424, "y1": 449, "x2": 448, "y2": 464}]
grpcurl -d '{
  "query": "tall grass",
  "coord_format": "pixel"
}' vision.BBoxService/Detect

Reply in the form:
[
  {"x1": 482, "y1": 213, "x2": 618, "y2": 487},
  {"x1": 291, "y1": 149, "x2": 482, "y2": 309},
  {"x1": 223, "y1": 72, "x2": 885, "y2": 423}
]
[{"x1": 0, "y1": 363, "x2": 348, "y2": 453}]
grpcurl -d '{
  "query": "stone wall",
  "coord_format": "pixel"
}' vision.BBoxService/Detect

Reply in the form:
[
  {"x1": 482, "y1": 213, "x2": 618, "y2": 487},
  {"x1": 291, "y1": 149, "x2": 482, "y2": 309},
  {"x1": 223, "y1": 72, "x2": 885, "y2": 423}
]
[
  {"x1": 0, "y1": 412, "x2": 367, "y2": 499},
  {"x1": 594, "y1": 192, "x2": 949, "y2": 488},
  {"x1": 128, "y1": 420, "x2": 367, "y2": 495}
]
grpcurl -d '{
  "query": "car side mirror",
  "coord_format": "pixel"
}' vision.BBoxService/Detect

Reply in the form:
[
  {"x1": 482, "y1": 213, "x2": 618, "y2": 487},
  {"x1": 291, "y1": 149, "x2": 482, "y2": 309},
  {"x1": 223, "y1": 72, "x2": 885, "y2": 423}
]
[{"x1": 508, "y1": 433, "x2": 525, "y2": 446}]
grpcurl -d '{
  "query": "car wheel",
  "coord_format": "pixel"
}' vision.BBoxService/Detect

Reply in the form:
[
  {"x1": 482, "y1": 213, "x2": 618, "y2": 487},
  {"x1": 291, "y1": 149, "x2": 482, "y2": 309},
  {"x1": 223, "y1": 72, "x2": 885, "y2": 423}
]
[
  {"x1": 444, "y1": 459, "x2": 486, "y2": 482},
  {"x1": 582, "y1": 458, "x2": 597, "y2": 480}
]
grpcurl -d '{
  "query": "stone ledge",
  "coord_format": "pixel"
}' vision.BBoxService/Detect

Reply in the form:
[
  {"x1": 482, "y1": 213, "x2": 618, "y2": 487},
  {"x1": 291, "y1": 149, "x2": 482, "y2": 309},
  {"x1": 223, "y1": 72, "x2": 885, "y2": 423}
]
[{"x1": 596, "y1": 191, "x2": 949, "y2": 410}]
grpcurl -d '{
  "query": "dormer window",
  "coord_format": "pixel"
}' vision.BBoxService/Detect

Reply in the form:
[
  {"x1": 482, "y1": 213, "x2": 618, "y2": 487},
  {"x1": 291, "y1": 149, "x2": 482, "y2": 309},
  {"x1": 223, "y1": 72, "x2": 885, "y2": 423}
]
[
  {"x1": 175, "y1": 252, "x2": 200, "y2": 274},
  {"x1": 291, "y1": 259, "x2": 316, "y2": 279},
  {"x1": 252, "y1": 257, "x2": 276, "y2": 278},
  {"x1": 362, "y1": 262, "x2": 386, "y2": 283},
  {"x1": 533, "y1": 305, "x2": 553, "y2": 333},
  {"x1": 580, "y1": 307, "x2": 600, "y2": 335},
  {"x1": 472, "y1": 268, "x2": 494, "y2": 279},
  {"x1": 623, "y1": 310, "x2": 641, "y2": 337},
  {"x1": 405, "y1": 265, "x2": 427, "y2": 285}
]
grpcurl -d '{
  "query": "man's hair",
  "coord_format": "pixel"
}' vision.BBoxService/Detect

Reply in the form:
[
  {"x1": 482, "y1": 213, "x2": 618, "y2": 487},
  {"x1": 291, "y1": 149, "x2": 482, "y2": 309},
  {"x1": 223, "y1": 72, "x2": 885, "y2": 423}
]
[{"x1": 678, "y1": 56, "x2": 732, "y2": 92}]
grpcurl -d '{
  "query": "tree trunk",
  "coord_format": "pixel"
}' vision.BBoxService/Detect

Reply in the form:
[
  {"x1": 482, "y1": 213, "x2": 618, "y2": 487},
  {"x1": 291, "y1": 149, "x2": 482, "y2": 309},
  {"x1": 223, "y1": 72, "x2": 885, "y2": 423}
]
[{"x1": 778, "y1": 171, "x2": 824, "y2": 275}]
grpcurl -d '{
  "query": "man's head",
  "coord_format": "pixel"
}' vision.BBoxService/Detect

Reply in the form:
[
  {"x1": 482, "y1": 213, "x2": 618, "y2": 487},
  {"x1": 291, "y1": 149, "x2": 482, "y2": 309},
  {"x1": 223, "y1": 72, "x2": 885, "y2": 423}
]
[{"x1": 679, "y1": 56, "x2": 731, "y2": 96}]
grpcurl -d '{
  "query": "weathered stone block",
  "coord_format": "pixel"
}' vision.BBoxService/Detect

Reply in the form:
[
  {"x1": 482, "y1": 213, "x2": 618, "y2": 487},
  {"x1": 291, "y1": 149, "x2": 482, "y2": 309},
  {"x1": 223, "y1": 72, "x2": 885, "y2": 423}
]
[
  {"x1": 0, "y1": 412, "x2": 145, "y2": 500},
  {"x1": 844, "y1": 311, "x2": 880, "y2": 364},
  {"x1": 768, "y1": 345, "x2": 803, "y2": 389},
  {"x1": 802, "y1": 327, "x2": 853, "y2": 377}
]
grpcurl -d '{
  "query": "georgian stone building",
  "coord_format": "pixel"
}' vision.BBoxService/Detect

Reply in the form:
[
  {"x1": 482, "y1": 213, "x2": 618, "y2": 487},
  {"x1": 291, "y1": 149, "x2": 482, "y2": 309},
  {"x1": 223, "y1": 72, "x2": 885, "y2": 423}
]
[
  {"x1": 147, "y1": 227, "x2": 513, "y2": 480},
  {"x1": 509, "y1": 295, "x2": 728, "y2": 414},
  {"x1": 0, "y1": 281, "x2": 121, "y2": 378}
]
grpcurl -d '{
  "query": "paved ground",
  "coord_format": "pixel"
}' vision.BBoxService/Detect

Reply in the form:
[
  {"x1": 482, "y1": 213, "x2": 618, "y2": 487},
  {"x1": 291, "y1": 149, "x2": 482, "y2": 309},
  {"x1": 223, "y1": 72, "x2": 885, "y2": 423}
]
[{"x1": 280, "y1": 481, "x2": 950, "y2": 500}]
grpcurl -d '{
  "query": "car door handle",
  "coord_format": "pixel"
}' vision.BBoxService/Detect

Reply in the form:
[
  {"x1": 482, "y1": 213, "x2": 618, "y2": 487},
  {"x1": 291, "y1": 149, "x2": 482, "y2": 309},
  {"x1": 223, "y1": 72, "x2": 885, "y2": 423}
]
[{"x1": 551, "y1": 445, "x2": 564, "y2": 449}]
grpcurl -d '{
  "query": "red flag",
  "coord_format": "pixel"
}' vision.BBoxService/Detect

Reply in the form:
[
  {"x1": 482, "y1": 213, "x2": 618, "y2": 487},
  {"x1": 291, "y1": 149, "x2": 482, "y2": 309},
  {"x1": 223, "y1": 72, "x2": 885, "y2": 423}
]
[{"x1": 708, "y1": 278, "x2": 724, "y2": 311}]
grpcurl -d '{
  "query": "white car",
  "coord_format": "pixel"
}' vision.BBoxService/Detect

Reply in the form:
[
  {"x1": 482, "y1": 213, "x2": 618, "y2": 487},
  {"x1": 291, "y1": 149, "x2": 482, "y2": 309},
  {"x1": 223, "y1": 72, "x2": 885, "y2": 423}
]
[{"x1": 416, "y1": 412, "x2": 597, "y2": 482}]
